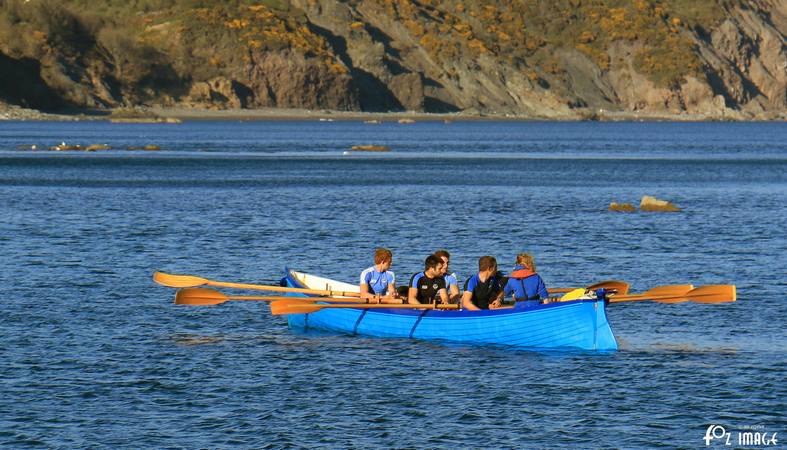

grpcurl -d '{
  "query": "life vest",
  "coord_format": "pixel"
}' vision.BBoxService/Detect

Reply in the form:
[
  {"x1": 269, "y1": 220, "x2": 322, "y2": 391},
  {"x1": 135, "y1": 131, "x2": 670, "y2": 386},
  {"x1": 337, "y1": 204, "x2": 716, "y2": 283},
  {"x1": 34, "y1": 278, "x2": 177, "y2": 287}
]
[
  {"x1": 464, "y1": 274, "x2": 501, "y2": 310},
  {"x1": 508, "y1": 268, "x2": 541, "y2": 301},
  {"x1": 509, "y1": 268, "x2": 537, "y2": 279}
]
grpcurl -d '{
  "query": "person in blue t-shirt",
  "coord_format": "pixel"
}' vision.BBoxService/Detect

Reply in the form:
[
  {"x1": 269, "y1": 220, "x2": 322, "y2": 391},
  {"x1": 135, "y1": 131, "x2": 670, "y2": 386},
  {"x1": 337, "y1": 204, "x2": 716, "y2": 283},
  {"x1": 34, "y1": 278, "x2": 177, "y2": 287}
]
[
  {"x1": 434, "y1": 249, "x2": 460, "y2": 303},
  {"x1": 503, "y1": 252, "x2": 549, "y2": 309},
  {"x1": 462, "y1": 256, "x2": 504, "y2": 311},
  {"x1": 359, "y1": 248, "x2": 400, "y2": 303}
]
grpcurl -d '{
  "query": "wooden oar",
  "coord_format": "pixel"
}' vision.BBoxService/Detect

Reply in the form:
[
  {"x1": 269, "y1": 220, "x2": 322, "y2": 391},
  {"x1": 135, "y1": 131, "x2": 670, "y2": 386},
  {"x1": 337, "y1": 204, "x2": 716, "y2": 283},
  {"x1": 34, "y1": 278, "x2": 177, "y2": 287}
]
[
  {"x1": 558, "y1": 284, "x2": 694, "y2": 303},
  {"x1": 586, "y1": 280, "x2": 630, "y2": 295},
  {"x1": 269, "y1": 299, "x2": 460, "y2": 315},
  {"x1": 645, "y1": 284, "x2": 694, "y2": 303},
  {"x1": 605, "y1": 284, "x2": 694, "y2": 303},
  {"x1": 557, "y1": 280, "x2": 636, "y2": 301},
  {"x1": 174, "y1": 288, "x2": 370, "y2": 306},
  {"x1": 549, "y1": 280, "x2": 630, "y2": 295},
  {"x1": 609, "y1": 284, "x2": 736, "y2": 304},
  {"x1": 153, "y1": 271, "x2": 361, "y2": 297}
]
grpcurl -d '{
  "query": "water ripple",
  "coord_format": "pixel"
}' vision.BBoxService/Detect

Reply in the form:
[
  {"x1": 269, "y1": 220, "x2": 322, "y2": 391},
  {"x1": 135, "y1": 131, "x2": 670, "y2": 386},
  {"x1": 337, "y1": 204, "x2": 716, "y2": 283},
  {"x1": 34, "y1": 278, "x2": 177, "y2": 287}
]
[{"x1": 0, "y1": 121, "x2": 785, "y2": 448}]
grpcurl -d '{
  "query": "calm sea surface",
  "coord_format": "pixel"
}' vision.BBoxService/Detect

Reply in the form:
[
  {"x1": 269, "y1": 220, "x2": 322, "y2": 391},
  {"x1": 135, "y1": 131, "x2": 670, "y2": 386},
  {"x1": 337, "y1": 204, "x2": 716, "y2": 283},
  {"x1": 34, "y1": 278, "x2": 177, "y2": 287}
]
[{"x1": 0, "y1": 120, "x2": 785, "y2": 448}]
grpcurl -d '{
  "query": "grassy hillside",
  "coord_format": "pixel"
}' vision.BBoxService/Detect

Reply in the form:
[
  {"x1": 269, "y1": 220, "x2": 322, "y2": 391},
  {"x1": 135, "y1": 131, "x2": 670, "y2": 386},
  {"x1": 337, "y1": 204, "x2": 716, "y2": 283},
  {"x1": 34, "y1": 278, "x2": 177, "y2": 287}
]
[{"x1": 1, "y1": 0, "x2": 780, "y2": 116}]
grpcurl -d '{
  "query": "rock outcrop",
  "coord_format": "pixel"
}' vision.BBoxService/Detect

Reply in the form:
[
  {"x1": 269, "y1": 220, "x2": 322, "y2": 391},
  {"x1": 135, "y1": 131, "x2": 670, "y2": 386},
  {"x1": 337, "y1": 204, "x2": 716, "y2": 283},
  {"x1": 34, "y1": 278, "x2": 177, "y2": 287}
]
[
  {"x1": 609, "y1": 202, "x2": 637, "y2": 212},
  {"x1": 640, "y1": 196, "x2": 682, "y2": 212}
]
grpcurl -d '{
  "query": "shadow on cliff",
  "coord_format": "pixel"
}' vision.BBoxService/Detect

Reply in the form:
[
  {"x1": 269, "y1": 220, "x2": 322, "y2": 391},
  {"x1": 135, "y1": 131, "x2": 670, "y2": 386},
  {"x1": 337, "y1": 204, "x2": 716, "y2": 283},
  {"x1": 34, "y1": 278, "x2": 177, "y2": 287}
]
[
  {"x1": 307, "y1": 23, "x2": 404, "y2": 111},
  {"x1": 0, "y1": 52, "x2": 66, "y2": 110}
]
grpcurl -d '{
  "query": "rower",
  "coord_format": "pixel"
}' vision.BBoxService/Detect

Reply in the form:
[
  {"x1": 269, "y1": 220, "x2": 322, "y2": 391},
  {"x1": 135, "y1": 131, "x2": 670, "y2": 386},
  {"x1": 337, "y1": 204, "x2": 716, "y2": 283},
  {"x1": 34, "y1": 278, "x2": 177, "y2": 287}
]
[
  {"x1": 461, "y1": 256, "x2": 505, "y2": 310},
  {"x1": 408, "y1": 254, "x2": 449, "y2": 305},
  {"x1": 503, "y1": 252, "x2": 549, "y2": 308},
  {"x1": 359, "y1": 248, "x2": 400, "y2": 304},
  {"x1": 434, "y1": 249, "x2": 461, "y2": 303}
]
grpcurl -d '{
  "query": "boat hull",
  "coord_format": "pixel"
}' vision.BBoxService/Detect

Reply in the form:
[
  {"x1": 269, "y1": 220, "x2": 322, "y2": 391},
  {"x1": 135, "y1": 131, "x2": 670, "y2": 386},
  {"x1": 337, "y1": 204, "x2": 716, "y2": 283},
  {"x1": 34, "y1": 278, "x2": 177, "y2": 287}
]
[{"x1": 283, "y1": 269, "x2": 618, "y2": 351}]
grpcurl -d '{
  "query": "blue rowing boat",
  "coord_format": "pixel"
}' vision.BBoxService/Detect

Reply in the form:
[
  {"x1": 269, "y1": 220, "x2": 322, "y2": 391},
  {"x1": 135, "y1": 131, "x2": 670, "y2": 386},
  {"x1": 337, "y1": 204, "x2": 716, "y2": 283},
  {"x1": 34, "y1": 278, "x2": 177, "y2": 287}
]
[{"x1": 282, "y1": 269, "x2": 618, "y2": 351}]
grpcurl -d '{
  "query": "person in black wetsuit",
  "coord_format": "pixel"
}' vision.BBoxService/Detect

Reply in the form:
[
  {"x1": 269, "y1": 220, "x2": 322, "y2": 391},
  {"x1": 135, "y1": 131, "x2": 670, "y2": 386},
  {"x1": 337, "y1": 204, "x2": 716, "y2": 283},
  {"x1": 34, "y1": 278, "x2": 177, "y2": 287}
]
[
  {"x1": 434, "y1": 249, "x2": 460, "y2": 303},
  {"x1": 408, "y1": 254, "x2": 449, "y2": 305},
  {"x1": 461, "y1": 256, "x2": 505, "y2": 310}
]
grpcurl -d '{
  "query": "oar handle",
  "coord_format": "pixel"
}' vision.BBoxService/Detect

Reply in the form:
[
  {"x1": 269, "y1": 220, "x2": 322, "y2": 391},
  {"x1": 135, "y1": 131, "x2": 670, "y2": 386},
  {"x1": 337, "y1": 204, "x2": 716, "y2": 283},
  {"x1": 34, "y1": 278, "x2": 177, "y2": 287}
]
[
  {"x1": 207, "y1": 280, "x2": 360, "y2": 297},
  {"x1": 228, "y1": 295, "x2": 368, "y2": 303},
  {"x1": 609, "y1": 294, "x2": 676, "y2": 303},
  {"x1": 550, "y1": 281, "x2": 630, "y2": 295},
  {"x1": 316, "y1": 303, "x2": 460, "y2": 310},
  {"x1": 269, "y1": 300, "x2": 460, "y2": 315},
  {"x1": 548, "y1": 288, "x2": 575, "y2": 294}
]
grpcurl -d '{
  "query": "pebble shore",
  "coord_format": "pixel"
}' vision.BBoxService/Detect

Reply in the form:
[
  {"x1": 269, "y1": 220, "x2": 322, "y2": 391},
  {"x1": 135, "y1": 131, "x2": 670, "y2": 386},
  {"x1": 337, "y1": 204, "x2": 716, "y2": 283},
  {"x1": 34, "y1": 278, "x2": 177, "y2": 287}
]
[{"x1": 1, "y1": 104, "x2": 784, "y2": 122}]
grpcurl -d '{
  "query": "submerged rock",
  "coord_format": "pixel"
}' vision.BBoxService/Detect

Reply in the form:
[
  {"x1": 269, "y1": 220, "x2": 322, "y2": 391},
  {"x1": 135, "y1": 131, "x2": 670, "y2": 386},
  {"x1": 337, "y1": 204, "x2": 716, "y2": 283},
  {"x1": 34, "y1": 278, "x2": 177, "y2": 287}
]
[
  {"x1": 350, "y1": 145, "x2": 390, "y2": 152},
  {"x1": 126, "y1": 145, "x2": 161, "y2": 151},
  {"x1": 85, "y1": 144, "x2": 111, "y2": 151},
  {"x1": 609, "y1": 202, "x2": 636, "y2": 212},
  {"x1": 49, "y1": 142, "x2": 82, "y2": 151},
  {"x1": 110, "y1": 117, "x2": 181, "y2": 124},
  {"x1": 640, "y1": 195, "x2": 682, "y2": 212}
]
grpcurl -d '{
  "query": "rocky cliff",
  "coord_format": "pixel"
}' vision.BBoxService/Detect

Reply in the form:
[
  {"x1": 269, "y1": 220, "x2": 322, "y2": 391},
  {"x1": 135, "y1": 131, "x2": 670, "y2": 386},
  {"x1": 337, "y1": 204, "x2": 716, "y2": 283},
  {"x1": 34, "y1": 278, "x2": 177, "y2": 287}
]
[{"x1": 0, "y1": 0, "x2": 784, "y2": 119}]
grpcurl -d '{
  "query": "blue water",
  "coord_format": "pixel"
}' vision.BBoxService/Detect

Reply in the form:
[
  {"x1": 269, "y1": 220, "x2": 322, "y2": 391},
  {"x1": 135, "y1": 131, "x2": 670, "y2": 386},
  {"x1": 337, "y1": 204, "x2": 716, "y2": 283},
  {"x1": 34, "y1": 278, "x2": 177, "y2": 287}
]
[{"x1": 1, "y1": 120, "x2": 785, "y2": 448}]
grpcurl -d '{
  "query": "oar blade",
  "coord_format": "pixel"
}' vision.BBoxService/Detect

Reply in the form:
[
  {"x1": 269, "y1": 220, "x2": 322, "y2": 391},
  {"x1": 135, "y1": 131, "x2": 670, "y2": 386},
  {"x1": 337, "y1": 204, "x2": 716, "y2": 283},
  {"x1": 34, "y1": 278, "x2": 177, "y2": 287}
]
[
  {"x1": 154, "y1": 271, "x2": 207, "y2": 288},
  {"x1": 645, "y1": 284, "x2": 694, "y2": 296},
  {"x1": 270, "y1": 300, "x2": 322, "y2": 315},
  {"x1": 609, "y1": 284, "x2": 737, "y2": 304},
  {"x1": 688, "y1": 285, "x2": 737, "y2": 304},
  {"x1": 654, "y1": 298, "x2": 689, "y2": 304},
  {"x1": 174, "y1": 288, "x2": 228, "y2": 306}
]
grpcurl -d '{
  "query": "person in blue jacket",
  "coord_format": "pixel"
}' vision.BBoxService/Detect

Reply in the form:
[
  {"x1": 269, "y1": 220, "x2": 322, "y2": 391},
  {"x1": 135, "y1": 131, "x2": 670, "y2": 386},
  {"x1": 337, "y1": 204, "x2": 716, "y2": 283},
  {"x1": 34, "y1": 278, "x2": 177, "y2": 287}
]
[{"x1": 503, "y1": 252, "x2": 549, "y2": 308}]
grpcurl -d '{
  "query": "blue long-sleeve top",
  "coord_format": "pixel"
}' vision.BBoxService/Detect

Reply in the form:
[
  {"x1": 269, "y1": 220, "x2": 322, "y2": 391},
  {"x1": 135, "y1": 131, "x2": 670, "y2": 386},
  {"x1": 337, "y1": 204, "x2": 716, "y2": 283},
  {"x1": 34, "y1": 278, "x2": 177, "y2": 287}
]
[{"x1": 503, "y1": 265, "x2": 549, "y2": 300}]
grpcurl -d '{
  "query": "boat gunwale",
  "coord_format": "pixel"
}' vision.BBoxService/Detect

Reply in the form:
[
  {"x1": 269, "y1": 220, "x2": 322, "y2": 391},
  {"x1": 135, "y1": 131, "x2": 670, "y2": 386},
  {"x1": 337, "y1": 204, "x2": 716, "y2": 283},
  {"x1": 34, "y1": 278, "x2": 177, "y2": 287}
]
[{"x1": 284, "y1": 268, "x2": 607, "y2": 318}]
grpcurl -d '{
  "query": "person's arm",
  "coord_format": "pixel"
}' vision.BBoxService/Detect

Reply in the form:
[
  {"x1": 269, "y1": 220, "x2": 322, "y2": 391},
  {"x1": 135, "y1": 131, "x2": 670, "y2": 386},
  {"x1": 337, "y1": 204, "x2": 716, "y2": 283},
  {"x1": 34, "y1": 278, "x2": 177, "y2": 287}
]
[
  {"x1": 489, "y1": 290, "x2": 505, "y2": 309},
  {"x1": 389, "y1": 273, "x2": 397, "y2": 297},
  {"x1": 359, "y1": 283, "x2": 372, "y2": 300},
  {"x1": 537, "y1": 275, "x2": 549, "y2": 299},
  {"x1": 503, "y1": 280, "x2": 514, "y2": 302},
  {"x1": 448, "y1": 283, "x2": 461, "y2": 303},
  {"x1": 523, "y1": 276, "x2": 547, "y2": 301},
  {"x1": 381, "y1": 273, "x2": 400, "y2": 304},
  {"x1": 381, "y1": 282, "x2": 403, "y2": 304},
  {"x1": 391, "y1": 273, "x2": 399, "y2": 298},
  {"x1": 359, "y1": 271, "x2": 373, "y2": 301},
  {"x1": 408, "y1": 273, "x2": 422, "y2": 304},
  {"x1": 438, "y1": 288, "x2": 449, "y2": 304},
  {"x1": 461, "y1": 291, "x2": 479, "y2": 311},
  {"x1": 408, "y1": 287, "x2": 421, "y2": 304}
]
